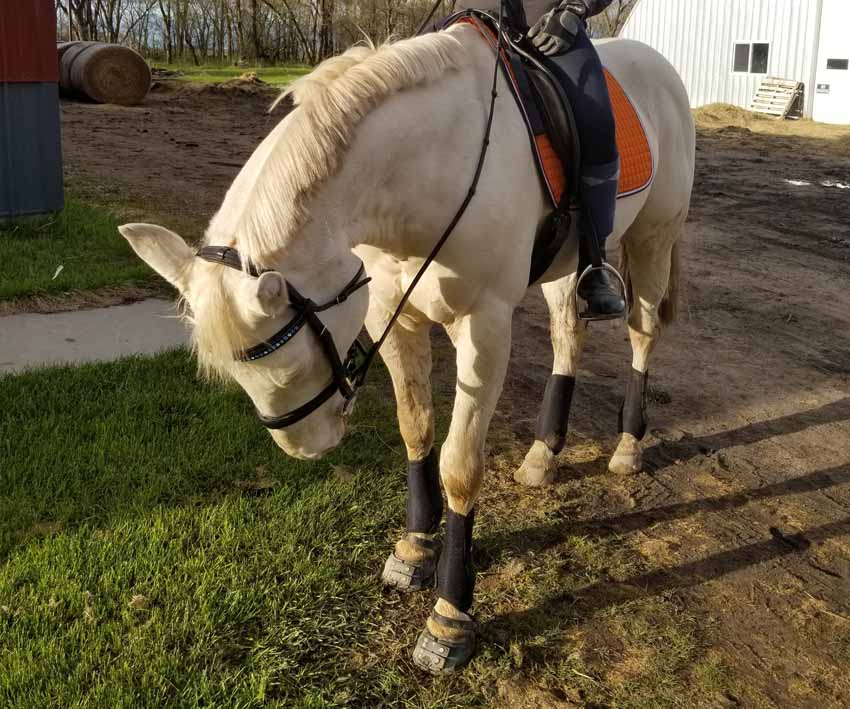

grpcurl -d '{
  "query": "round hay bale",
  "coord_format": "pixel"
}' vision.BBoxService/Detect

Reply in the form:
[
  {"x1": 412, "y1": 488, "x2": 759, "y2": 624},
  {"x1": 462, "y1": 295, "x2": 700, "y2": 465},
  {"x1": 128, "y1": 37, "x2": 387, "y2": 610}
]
[
  {"x1": 57, "y1": 41, "x2": 83, "y2": 63},
  {"x1": 59, "y1": 42, "x2": 95, "y2": 96},
  {"x1": 60, "y1": 42, "x2": 151, "y2": 106}
]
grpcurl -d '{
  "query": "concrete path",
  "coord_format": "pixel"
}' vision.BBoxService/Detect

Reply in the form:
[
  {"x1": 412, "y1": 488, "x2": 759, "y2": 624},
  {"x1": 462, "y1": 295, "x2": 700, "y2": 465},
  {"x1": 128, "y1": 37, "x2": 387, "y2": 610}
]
[{"x1": 0, "y1": 299, "x2": 189, "y2": 375}]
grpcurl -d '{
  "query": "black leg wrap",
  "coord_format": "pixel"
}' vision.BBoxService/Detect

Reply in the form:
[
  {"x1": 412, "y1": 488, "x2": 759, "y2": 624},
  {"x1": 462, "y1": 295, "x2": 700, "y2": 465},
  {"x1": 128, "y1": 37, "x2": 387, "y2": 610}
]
[
  {"x1": 406, "y1": 449, "x2": 443, "y2": 534},
  {"x1": 534, "y1": 375, "x2": 576, "y2": 454},
  {"x1": 437, "y1": 508, "x2": 476, "y2": 613},
  {"x1": 619, "y1": 368, "x2": 648, "y2": 440}
]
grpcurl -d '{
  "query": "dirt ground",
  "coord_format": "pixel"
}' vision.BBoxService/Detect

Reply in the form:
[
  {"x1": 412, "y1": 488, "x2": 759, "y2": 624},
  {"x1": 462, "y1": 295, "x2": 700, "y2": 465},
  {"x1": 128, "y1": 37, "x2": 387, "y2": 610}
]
[{"x1": 60, "y1": 84, "x2": 850, "y2": 706}]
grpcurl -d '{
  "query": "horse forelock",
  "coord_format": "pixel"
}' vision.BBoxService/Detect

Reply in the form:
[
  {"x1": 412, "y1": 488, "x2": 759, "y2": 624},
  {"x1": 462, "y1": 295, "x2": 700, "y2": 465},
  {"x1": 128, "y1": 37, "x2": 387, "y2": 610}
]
[{"x1": 185, "y1": 264, "x2": 251, "y2": 380}]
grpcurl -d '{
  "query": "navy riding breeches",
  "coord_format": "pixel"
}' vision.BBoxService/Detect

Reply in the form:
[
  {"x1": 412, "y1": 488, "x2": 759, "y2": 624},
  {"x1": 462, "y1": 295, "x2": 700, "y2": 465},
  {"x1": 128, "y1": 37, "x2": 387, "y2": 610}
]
[{"x1": 550, "y1": 22, "x2": 617, "y2": 168}]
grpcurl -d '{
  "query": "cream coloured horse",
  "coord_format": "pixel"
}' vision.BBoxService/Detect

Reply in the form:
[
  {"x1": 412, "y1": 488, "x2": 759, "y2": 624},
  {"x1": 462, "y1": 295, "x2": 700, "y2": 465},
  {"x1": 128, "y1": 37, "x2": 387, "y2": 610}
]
[{"x1": 120, "y1": 24, "x2": 695, "y2": 672}]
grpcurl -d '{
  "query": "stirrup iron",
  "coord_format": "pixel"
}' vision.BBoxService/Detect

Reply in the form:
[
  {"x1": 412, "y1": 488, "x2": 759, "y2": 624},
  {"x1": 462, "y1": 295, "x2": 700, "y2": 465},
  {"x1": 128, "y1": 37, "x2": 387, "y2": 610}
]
[{"x1": 576, "y1": 262, "x2": 629, "y2": 322}]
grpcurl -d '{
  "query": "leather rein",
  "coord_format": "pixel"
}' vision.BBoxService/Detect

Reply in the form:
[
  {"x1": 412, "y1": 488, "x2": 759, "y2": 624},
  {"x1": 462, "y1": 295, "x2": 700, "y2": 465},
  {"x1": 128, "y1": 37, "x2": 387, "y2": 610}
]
[{"x1": 194, "y1": 10, "x2": 506, "y2": 430}]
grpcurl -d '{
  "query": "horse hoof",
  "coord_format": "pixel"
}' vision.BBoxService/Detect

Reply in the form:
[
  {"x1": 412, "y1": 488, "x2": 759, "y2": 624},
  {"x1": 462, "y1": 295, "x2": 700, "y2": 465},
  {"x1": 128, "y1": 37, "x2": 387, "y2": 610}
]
[
  {"x1": 609, "y1": 434, "x2": 643, "y2": 474},
  {"x1": 608, "y1": 453, "x2": 642, "y2": 474},
  {"x1": 412, "y1": 628, "x2": 475, "y2": 674},
  {"x1": 381, "y1": 553, "x2": 435, "y2": 592},
  {"x1": 514, "y1": 441, "x2": 556, "y2": 487}
]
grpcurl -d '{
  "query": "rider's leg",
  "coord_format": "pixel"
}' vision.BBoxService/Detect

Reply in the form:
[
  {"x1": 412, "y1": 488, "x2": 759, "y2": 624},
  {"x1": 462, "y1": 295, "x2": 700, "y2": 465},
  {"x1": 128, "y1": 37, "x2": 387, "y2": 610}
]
[{"x1": 552, "y1": 23, "x2": 624, "y2": 317}]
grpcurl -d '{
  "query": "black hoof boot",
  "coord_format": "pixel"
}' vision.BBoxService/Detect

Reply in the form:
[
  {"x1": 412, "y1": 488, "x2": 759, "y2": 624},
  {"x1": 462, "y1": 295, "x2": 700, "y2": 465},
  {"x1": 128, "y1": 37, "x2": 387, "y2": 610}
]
[
  {"x1": 578, "y1": 267, "x2": 626, "y2": 320},
  {"x1": 381, "y1": 534, "x2": 437, "y2": 592},
  {"x1": 412, "y1": 611, "x2": 476, "y2": 674}
]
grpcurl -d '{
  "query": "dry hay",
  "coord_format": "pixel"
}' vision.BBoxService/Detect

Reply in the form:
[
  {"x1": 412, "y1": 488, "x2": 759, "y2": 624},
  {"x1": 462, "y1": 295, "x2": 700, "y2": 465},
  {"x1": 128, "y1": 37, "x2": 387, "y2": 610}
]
[
  {"x1": 692, "y1": 103, "x2": 773, "y2": 128},
  {"x1": 199, "y1": 72, "x2": 276, "y2": 97},
  {"x1": 694, "y1": 103, "x2": 850, "y2": 155},
  {"x1": 60, "y1": 42, "x2": 151, "y2": 106}
]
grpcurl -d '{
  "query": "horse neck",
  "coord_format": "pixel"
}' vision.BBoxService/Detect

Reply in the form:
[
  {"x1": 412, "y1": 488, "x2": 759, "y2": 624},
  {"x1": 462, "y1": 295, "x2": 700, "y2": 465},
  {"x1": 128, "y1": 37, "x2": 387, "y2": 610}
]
[{"x1": 303, "y1": 54, "x2": 488, "y2": 258}]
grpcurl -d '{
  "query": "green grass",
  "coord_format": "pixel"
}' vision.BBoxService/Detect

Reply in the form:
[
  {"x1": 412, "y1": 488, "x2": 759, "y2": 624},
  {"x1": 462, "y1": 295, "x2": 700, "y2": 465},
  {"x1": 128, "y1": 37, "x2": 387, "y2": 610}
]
[
  {"x1": 0, "y1": 349, "x2": 726, "y2": 707},
  {"x1": 164, "y1": 63, "x2": 312, "y2": 86},
  {"x1": 0, "y1": 198, "x2": 162, "y2": 302},
  {"x1": 1, "y1": 350, "x2": 433, "y2": 706}
]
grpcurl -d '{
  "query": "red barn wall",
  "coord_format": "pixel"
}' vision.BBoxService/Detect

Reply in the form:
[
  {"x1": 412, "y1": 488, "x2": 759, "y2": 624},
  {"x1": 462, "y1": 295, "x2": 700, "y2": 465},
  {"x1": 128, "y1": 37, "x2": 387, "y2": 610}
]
[
  {"x1": 0, "y1": 0, "x2": 59, "y2": 82},
  {"x1": 0, "y1": 0, "x2": 64, "y2": 217}
]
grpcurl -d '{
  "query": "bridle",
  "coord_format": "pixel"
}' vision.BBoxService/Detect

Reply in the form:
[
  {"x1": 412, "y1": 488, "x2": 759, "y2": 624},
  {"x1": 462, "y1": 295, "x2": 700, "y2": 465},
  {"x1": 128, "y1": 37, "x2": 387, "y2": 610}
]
[
  {"x1": 196, "y1": 245, "x2": 372, "y2": 429},
  {"x1": 195, "y1": 9, "x2": 506, "y2": 431}
]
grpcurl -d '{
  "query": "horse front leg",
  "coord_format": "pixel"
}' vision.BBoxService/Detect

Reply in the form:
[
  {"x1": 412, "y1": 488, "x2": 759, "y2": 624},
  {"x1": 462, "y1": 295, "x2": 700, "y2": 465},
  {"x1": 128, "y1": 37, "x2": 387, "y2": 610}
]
[
  {"x1": 516, "y1": 273, "x2": 587, "y2": 486},
  {"x1": 365, "y1": 308, "x2": 442, "y2": 592},
  {"x1": 412, "y1": 303, "x2": 513, "y2": 674}
]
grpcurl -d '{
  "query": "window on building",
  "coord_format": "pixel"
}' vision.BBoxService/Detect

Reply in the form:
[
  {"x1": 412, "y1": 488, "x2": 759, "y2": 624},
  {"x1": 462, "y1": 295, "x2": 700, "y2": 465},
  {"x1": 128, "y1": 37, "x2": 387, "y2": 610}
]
[
  {"x1": 733, "y1": 43, "x2": 750, "y2": 73},
  {"x1": 751, "y1": 43, "x2": 770, "y2": 73},
  {"x1": 732, "y1": 42, "x2": 771, "y2": 74},
  {"x1": 827, "y1": 58, "x2": 849, "y2": 71}
]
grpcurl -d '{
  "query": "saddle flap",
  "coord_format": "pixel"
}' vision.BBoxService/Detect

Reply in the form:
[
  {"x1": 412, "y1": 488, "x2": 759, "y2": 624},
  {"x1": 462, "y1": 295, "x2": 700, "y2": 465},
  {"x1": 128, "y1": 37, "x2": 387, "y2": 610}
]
[{"x1": 524, "y1": 63, "x2": 576, "y2": 203}]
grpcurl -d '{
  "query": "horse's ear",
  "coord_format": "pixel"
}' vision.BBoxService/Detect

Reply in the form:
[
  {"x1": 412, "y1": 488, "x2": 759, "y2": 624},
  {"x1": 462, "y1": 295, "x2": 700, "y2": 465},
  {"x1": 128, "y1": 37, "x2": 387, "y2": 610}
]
[
  {"x1": 119, "y1": 223, "x2": 194, "y2": 292},
  {"x1": 253, "y1": 271, "x2": 289, "y2": 316}
]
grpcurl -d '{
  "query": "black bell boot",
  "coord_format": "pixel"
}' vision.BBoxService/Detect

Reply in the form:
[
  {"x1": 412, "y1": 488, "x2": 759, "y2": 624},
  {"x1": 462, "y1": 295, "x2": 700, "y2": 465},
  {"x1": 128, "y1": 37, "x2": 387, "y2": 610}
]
[{"x1": 577, "y1": 267, "x2": 626, "y2": 319}]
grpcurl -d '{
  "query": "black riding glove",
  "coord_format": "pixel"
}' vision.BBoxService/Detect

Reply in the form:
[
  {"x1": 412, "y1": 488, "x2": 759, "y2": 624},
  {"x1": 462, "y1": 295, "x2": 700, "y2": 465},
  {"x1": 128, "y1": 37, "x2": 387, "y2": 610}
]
[{"x1": 528, "y1": 7, "x2": 584, "y2": 56}]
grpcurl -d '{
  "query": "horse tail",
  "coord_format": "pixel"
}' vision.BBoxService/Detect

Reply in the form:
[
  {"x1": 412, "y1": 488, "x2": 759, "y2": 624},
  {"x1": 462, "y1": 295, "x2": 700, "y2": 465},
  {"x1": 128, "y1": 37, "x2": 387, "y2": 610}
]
[
  {"x1": 659, "y1": 238, "x2": 680, "y2": 325},
  {"x1": 618, "y1": 233, "x2": 681, "y2": 326}
]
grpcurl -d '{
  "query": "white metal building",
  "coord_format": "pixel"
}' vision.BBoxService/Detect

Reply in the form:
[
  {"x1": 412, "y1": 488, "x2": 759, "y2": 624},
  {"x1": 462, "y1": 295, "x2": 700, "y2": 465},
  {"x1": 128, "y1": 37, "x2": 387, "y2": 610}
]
[{"x1": 619, "y1": 0, "x2": 850, "y2": 124}]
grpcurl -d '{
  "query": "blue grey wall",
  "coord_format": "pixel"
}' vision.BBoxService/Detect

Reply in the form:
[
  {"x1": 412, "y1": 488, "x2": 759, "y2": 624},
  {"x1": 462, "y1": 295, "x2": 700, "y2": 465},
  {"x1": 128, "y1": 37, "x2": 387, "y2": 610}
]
[{"x1": 0, "y1": 82, "x2": 64, "y2": 218}]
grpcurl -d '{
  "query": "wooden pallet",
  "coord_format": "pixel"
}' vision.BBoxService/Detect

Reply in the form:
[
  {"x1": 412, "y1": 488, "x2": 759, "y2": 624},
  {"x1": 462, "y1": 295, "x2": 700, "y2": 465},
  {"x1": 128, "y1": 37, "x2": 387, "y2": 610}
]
[{"x1": 750, "y1": 77, "x2": 803, "y2": 119}]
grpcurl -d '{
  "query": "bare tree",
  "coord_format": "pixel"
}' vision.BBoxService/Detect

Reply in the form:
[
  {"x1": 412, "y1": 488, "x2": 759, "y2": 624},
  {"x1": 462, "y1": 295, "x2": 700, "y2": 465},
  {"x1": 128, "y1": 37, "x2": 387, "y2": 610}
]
[{"x1": 590, "y1": 0, "x2": 638, "y2": 37}]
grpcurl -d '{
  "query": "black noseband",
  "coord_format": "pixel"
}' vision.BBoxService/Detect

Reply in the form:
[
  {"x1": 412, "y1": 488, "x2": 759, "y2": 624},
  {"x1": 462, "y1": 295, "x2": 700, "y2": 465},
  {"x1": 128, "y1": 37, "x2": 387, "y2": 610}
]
[{"x1": 196, "y1": 246, "x2": 371, "y2": 429}]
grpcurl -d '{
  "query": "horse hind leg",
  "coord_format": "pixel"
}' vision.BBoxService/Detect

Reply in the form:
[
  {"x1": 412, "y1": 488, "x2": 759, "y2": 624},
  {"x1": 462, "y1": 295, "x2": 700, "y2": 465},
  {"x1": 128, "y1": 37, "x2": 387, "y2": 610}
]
[
  {"x1": 609, "y1": 219, "x2": 682, "y2": 474},
  {"x1": 515, "y1": 273, "x2": 587, "y2": 487}
]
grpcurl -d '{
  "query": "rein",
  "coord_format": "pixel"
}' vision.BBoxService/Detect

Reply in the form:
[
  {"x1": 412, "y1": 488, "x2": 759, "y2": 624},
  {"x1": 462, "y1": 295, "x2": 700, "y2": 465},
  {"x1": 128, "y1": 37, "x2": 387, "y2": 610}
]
[{"x1": 196, "y1": 10, "x2": 506, "y2": 429}]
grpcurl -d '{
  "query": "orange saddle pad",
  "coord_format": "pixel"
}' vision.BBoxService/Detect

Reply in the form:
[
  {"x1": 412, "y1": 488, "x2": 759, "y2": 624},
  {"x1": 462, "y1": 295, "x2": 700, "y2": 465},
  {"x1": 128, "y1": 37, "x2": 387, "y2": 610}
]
[
  {"x1": 535, "y1": 70, "x2": 654, "y2": 204},
  {"x1": 458, "y1": 16, "x2": 654, "y2": 205}
]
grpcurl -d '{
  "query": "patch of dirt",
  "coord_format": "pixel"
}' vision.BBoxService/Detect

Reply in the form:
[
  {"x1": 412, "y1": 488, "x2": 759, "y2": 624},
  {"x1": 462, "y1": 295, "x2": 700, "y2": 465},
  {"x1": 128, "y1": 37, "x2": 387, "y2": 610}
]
[
  {"x1": 60, "y1": 90, "x2": 283, "y2": 225},
  {"x1": 0, "y1": 283, "x2": 167, "y2": 316},
  {"x1": 60, "y1": 93, "x2": 850, "y2": 706}
]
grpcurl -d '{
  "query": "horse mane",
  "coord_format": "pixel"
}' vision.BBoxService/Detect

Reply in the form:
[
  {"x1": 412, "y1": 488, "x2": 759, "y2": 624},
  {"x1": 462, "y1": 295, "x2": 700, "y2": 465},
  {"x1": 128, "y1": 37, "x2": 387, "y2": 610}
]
[
  {"x1": 193, "y1": 29, "x2": 467, "y2": 376},
  {"x1": 206, "y1": 29, "x2": 467, "y2": 266}
]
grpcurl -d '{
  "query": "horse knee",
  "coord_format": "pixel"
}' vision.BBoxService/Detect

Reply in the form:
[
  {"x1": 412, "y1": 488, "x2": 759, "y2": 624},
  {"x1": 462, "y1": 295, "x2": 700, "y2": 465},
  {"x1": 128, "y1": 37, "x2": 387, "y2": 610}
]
[
  {"x1": 396, "y1": 399, "x2": 434, "y2": 461},
  {"x1": 439, "y1": 446, "x2": 482, "y2": 515}
]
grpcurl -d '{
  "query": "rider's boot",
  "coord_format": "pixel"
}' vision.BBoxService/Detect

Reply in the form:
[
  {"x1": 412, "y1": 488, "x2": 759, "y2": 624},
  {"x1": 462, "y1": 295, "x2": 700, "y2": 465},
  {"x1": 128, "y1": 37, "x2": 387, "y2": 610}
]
[{"x1": 577, "y1": 158, "x2": 626, "y2": 320}]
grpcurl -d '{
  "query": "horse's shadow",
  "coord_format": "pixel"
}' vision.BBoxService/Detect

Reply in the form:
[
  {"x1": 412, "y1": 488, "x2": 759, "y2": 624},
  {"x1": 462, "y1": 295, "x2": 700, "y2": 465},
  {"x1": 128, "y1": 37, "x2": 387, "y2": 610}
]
[
  {"x1": 481, "y1": 512, "x2": 850, "y2": 646},
  {"x1": 641, "y1": 396, "x2": 850, "y2": 472},
  {"x1": 477, "y1": 397, "x2": 850, "y2": 647}
]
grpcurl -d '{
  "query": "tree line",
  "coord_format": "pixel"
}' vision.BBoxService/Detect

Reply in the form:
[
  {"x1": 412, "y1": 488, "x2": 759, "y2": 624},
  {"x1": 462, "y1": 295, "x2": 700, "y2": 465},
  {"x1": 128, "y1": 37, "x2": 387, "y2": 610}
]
[{"x1": 54, "y1": 0, "x2": 636, "y2": 65}]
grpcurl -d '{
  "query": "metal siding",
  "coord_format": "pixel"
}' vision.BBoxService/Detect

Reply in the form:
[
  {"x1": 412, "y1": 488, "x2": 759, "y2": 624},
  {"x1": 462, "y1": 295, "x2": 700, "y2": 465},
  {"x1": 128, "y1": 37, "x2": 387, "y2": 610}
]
[
  {"x1": 620, "y1": 0, "x2": 821, "y2": 116},
  {"x1": 0, "y1": 0, "x2": 59, "y2": 83},
  {"x1": 813, "y1": 0, "x2": 850, "y2": 123},
  {"x1": 0, "y1": 83, "x2": 64, "y2": 217}
]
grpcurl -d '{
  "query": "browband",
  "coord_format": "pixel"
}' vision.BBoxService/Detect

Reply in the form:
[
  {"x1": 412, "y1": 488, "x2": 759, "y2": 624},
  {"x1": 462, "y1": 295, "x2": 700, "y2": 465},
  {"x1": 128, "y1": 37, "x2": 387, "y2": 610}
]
[
  {"x1": 195, "y1": 244, "x2": 371, "y2": 429},
  {"x1": 196, "y1": 245, "x2": 265, "y2": 277}
]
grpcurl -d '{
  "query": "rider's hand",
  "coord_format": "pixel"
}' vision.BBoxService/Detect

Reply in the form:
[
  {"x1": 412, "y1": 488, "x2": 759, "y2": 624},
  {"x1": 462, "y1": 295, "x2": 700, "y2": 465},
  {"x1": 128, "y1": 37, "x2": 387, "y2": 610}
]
[{"x1": 527, "y1": 8, "x2": 583, "y2": 56}]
